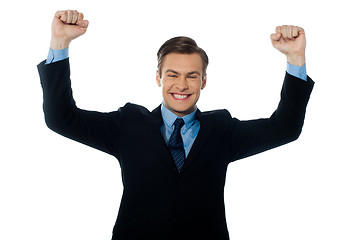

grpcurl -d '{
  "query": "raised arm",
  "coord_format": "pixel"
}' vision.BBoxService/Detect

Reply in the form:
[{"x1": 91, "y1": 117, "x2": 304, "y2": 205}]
[
  {"x1": 38, "y1": 11, "x2": 123, "y2": 158},
  {"x1": 228, "y1": 25, "x2": 314, "y2": 162}
]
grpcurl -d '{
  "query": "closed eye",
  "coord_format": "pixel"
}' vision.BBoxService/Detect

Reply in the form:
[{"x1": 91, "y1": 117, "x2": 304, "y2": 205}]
[{"x1": 187, "y1": 75, "x2": 198, "y2": 79}]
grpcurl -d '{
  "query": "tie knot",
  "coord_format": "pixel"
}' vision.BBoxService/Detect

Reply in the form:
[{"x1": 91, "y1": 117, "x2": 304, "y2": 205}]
[{"x1": 174, "y1": 118, "x2": 185, "y2": 130}]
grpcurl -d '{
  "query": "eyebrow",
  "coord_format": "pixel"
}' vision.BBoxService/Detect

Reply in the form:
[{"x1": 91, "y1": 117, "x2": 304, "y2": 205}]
[
  {"x1": 187, "y1": 71, "x2": 201, "y2": 75},
  {"x1": 166, "y1": 69, "x2": 179, "y2": 75},
  {"x1": 165, "y1": 69, "x2": 201, "y2": 75}
]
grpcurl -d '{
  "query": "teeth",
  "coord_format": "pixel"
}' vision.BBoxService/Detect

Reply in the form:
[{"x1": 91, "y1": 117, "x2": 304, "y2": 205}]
[{"x1": 173, "y1": 94, "x2": 189, "y2": 99}]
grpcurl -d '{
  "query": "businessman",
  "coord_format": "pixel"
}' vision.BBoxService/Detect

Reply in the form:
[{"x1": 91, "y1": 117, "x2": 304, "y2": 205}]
[{"x1": 38, "y1": 10, "x2": 314, "y2": 240}]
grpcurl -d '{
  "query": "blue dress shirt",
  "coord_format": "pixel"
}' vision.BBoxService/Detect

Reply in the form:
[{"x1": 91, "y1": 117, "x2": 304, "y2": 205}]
[
  {"x1": 160, "y1": 104, "x2": 200, "y2": 157},
  {"x1": 45, "y1": 48, "x2": 308, "y2": 157},
  {"x1": 46, "y1": 48, "x2": 69, "y2": 64}
]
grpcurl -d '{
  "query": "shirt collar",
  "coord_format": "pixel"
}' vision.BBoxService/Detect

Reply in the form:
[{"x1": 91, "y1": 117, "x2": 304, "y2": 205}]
[{"x1": 161, "y1": 103, "x2": 197, "y2": 129}]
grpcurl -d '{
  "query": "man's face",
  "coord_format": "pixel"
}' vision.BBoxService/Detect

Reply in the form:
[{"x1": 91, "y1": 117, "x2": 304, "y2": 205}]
[{"x1": 156, "y1": 53, "x2": 207, "y2": 117}]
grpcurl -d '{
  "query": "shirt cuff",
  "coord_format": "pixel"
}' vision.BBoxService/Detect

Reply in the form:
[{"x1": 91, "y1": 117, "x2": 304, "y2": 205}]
[
  {"x1": 286, "y1": 62, "x2": 307, "y2": 81},
  {"x1": 45, "y1": 48, "x2": 69, "y2": 64}
]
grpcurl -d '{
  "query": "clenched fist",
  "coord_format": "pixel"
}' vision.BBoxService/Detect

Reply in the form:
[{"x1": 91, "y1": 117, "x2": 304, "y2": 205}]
[
  {"x1": 50, "y1": 10, "x2": 89, "y2": 49},
  {"x1": 271, "y1": 25, "x2": 306, "y2": 66}
]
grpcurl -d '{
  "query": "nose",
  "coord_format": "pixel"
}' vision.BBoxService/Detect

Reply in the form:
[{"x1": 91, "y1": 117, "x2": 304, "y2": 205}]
[{"x1": 175, "y1": 76, "x2": 189, "y2": 91}]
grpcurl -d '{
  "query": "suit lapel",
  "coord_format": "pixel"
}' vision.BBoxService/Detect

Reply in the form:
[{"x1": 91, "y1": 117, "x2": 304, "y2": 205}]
[
  {"x1": 180, "y1": 109, "x2": 214, "y2": 173},
  {"x1": 151, "y1": 105, "x2": 180, "y2": 174}
]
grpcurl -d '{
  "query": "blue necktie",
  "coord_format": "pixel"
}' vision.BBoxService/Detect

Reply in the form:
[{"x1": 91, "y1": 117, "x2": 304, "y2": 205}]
[{"x1": 168, "y1": 118, "x2": 185, "y2": 172}]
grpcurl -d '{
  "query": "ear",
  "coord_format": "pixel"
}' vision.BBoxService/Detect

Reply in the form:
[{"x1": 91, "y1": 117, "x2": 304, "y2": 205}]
[
  {"x1": 201, "y1": 75, "x2": 207, "y2": 90},
  {"x1": 156, "y1": 70, "x2": 161, "y2": 87}
]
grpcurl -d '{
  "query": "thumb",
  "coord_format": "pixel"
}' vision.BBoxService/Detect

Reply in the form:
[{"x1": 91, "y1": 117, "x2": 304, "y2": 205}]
[
  {"x1": 270, "y1": 33, "x2": 281, "y2": 41},
  {"x1": 76, "y1": 12, "x2": 89, "y2": 29},
  {"x1": 78, "y1": 20, "x2": 89, "y2": 29}
]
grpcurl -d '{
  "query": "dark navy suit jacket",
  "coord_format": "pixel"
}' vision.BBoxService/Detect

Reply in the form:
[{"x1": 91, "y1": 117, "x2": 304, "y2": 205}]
[{"x1": 38, "y1": 59, "x2": 314, "y2": 240}]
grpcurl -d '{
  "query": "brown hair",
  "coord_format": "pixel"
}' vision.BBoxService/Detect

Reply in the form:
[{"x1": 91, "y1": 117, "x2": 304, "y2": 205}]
[{"x1": 157, "y1": 36, "x2": 209, "y2": 78}]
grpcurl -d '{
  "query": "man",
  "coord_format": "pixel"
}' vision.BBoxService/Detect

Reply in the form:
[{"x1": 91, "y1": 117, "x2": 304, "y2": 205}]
[{"x1": 38, "y1": 10, "x2": 314, "y2": 240}]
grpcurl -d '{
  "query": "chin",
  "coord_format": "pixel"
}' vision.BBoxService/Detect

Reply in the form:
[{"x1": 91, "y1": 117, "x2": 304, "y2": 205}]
[
  {"x1": 164, "y1": 98, "x2": 197, "y2": 116},
  {"x1": 171, "y1": 106, "x2": 195, "y2": 116}
]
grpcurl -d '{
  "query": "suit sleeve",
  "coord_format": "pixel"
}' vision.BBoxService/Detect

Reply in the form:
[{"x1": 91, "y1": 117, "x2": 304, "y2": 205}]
[
  {"x1": 228, "y1": 72, "x2": 314, "y2": 162},
  {"x1": 37, "y1": 58, "x2": 124, "y2": 158}
]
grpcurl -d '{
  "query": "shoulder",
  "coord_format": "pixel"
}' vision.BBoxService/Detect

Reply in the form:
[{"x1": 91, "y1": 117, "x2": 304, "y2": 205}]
[
  {"x1": 117, "y1": 103, "x2": 161, "y2": 122},
  {"x1": 198, "y1": 108, "x2": 233, "y2": 120},
  {"x1": 121, "y1": 102, "x2": 150, "y2": 112},
  {"x1": 115, "y1": 103, "x2": 153, "y2": 118},
  {"x1": 198, "y1": 108, "x2": 239, "y2": 128}
]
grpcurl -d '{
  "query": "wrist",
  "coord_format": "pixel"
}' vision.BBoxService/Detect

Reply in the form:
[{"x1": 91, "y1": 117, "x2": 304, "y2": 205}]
[
  {"x1": 50, "y1": 37, "x2": 70, "y2": 50},
  {"x1": 286, "y1": 54, "x2": 305, "y2": 67}
]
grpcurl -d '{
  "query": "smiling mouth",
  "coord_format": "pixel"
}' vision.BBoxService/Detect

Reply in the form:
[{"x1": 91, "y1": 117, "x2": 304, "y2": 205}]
[{"x1": 171, "y1": 93, "x2": 191, "y2": 100}]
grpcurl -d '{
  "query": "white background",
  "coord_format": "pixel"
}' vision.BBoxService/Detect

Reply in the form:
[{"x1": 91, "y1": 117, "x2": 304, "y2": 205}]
[{"x1": 1, "y1": 0, "x2": 345, "y2": 239}]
